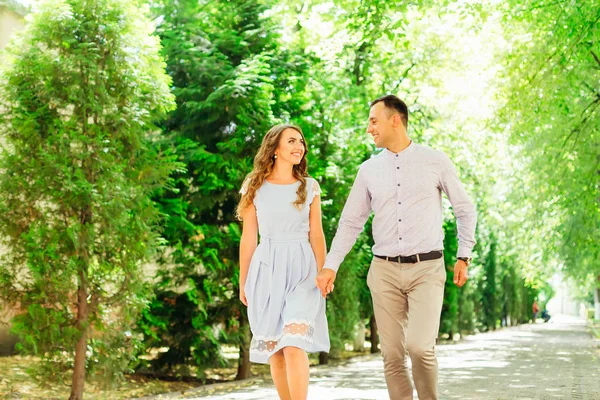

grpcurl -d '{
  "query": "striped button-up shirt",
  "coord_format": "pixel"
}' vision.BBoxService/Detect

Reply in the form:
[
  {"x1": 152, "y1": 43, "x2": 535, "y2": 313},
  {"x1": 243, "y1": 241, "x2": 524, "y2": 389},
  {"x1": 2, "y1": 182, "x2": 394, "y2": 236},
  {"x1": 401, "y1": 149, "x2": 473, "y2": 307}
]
[{"x1": 323, "y1": 142, "x2": 477, "y2": 273}]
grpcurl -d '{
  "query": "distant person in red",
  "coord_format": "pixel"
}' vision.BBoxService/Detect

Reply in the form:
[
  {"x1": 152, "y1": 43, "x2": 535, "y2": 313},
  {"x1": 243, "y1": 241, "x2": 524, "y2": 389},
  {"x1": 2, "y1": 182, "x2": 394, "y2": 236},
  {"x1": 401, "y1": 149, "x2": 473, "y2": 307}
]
[{"x1": 532, "y1": 300, "x2": 540, "y2": 322}]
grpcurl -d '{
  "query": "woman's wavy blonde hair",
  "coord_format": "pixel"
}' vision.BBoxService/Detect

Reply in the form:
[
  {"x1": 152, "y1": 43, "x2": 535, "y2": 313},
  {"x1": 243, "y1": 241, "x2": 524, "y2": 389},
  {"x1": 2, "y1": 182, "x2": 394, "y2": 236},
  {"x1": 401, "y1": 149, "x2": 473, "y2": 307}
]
[{"x1": 236, "y1": 124, "x2": 309, "y2": 220}]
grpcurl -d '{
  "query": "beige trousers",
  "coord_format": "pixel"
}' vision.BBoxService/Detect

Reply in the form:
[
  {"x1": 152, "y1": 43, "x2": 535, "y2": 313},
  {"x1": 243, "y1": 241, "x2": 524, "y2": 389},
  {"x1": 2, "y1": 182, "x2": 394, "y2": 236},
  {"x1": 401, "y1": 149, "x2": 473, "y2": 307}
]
[{"x1": 367, "y1": 256, "x2": 446, "y2": 400}]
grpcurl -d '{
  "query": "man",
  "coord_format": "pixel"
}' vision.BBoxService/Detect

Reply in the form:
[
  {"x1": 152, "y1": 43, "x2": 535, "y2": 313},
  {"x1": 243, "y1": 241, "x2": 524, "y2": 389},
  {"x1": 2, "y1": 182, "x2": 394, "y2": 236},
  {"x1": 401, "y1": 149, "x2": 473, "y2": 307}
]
[{"x1": 316, "y1": 95, "x2": 477, "y2": 400}]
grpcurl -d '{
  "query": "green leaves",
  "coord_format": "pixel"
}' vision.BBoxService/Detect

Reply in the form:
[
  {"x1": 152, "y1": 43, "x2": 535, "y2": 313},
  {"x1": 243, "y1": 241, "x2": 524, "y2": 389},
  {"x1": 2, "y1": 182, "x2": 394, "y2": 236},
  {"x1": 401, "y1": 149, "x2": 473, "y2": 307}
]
[
  {"x1": 498, "y1": 0, "x2": 600, "y2": 287},
  {"x1": 138, "y1": 0, "x2": 286, "y2": 372},
  {"x1": 1, "y1": 0, "x2": 588, "y2": 385},
  {"x1": 0, "y1": 0, "x2": 176, "y2": 386}
]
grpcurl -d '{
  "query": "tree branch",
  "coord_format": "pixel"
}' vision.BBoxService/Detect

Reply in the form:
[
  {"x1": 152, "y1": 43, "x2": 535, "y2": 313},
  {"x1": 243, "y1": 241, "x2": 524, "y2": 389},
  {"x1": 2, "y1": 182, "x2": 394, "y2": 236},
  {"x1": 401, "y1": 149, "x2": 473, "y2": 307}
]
[
  {"x1": 518, "y1": 0, "x2": 569, "y2": 13},
  {"x1": 582, "y1": 81, "x2": 598, "y2": 95},
  {"x1": 390, "y1": 63, "x2": 416, "y2": 93},
  {"x1": 554, "y1": 97, "x2": 600, "y2": 166},
  {"x1": 591, "y1": 50, "x2": 600, "y2": 69}
]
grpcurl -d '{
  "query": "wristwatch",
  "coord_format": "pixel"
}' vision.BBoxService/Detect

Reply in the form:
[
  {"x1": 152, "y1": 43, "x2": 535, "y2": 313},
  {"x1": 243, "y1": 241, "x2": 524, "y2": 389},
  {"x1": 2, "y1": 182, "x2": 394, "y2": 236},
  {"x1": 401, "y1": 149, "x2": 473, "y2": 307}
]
[{"x1": 457, "y1": 257, "x2": 472, "y2": 266}]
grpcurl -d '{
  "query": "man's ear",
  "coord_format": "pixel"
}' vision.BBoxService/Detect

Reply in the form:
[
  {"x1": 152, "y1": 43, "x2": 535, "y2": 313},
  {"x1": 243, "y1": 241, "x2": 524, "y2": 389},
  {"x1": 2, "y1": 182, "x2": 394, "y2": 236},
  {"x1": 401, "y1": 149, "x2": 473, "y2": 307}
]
[{"x1": 392, "y1": 113, "x2": 401, "y2": 127}]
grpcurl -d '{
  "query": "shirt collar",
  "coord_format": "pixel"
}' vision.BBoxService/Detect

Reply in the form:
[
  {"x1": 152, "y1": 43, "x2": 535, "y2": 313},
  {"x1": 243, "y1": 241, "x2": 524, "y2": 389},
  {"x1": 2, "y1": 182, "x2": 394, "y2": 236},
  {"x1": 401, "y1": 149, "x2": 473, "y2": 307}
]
[{"x1": 384, "y1": 140, "x2": 414, "y2": 157}]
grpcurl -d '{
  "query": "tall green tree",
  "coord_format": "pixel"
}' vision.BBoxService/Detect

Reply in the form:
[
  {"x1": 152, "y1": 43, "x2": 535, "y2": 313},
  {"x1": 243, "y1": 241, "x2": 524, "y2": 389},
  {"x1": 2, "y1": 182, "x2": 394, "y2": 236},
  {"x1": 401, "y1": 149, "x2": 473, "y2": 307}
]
[
  {"x1": 481, "y1": 236, "x2": 499, "y2": 330},
  {"x1": 0, "y1": 0, "x2": 176, "y2": 398},
  {"x1": 139, "y1": 0, "x2": 320, "y2": 377},
  {"x1": 440, "y1": 220, "x2": 459, "y2": 337},
  {"x1": 498, "y1": 0, "x2": 600, "y2": 305}
]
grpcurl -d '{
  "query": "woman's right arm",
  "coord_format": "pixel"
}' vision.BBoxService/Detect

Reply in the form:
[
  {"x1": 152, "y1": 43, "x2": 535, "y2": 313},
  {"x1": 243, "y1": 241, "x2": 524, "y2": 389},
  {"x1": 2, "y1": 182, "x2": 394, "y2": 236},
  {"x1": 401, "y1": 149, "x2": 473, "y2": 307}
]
[{"x1": 239, "y1": 203, "x2": 258, "y2": 306}]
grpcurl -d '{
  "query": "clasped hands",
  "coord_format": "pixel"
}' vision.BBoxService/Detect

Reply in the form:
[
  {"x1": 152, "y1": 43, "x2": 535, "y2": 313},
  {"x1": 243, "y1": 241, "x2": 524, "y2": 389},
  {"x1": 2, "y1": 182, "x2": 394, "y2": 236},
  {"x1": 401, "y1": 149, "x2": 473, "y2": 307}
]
[{"x1": 315, "y1": 268, "x2": 336, "y2": 298}]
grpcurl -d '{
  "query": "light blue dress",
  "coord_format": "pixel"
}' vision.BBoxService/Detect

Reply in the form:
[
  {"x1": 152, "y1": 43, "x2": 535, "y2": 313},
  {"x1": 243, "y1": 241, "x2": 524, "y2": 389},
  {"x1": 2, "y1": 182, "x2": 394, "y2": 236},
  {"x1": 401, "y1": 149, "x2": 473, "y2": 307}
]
[{"x1": 242, "y1": 177, "x2": 330, "y2": 364}]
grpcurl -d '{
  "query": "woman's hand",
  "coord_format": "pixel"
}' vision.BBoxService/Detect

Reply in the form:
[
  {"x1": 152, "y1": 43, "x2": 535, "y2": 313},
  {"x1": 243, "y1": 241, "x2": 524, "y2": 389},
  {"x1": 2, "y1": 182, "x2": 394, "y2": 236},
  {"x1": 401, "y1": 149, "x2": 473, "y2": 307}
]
[
  {"x1": 240, "y1": 287, "x2": 248, "y2": 306},
  {"x1": 316, "y1": 268, "x2": 336, "y2": 298}
]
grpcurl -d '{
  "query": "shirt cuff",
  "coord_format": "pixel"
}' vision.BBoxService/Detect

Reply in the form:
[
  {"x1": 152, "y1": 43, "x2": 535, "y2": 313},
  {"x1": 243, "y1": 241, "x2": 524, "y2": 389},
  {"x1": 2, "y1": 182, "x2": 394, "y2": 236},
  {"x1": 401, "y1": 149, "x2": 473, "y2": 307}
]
[
  {"x1": 323, "y1": 260, "x2": 341, "y2": 273},
  {"x1": 457, "y1": 246, "x2": 473, "y2": 259}
]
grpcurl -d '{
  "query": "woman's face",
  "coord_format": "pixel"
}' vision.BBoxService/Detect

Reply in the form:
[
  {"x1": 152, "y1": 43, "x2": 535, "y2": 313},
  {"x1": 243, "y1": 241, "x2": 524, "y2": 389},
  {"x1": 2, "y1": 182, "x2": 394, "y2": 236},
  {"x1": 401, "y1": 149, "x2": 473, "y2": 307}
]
[{"x1": 275, "y1": 128, "x2": 306, "y2": 165}]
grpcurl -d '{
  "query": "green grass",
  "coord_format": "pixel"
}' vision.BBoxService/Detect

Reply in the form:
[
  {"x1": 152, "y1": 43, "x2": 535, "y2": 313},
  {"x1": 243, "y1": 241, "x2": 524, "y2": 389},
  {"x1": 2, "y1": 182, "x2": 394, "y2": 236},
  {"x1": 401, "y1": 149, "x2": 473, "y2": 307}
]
[
  {"x1": 0, "y1": 348, "x2": 373, "y2": 399},
  {"x1": 0, "y1": 355, "x2": 202, "y2": 400}
]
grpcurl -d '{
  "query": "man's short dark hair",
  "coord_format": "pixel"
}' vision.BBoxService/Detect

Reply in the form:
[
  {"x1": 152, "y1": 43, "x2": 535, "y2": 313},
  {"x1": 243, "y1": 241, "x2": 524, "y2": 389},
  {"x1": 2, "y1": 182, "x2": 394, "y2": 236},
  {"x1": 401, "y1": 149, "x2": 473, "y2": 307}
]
[{"x1": 370, "y1": 95, "x2": 408, "y2": 126}]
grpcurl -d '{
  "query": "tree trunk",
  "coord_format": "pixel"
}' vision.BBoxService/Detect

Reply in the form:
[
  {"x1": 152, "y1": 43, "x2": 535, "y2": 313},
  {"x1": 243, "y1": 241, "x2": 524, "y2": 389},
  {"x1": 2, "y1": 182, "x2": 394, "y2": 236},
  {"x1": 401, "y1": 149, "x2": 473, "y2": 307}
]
[
  {"x1": 594, "y1": 281, "x2": 600, "y2": 321},
  {"x1": 69, "y1": 271, "x2": 89, "y2": 400},
  {"x1": 353, "y1": 319, "x2": 365, "y2": 352},
  {"x1": 369, "y1": 315, "x2": 379, "y2": 354},
  {"x1": 353, "y1": 41, "x2": 369, "y2": 86},
  {"x1": 319, "y1": 351, "x2": 329, "y2": 365},
  {"x1": 236, "y1": 314, "x2": 251, "y2": 379}
]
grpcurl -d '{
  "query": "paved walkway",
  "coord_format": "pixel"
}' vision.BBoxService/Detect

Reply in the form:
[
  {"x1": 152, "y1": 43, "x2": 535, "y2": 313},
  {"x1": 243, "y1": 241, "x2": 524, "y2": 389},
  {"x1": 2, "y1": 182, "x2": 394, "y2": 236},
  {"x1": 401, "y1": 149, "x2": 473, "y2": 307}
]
[{"x1": 153, "y1": 315, "x2": 600, "y2": 400}]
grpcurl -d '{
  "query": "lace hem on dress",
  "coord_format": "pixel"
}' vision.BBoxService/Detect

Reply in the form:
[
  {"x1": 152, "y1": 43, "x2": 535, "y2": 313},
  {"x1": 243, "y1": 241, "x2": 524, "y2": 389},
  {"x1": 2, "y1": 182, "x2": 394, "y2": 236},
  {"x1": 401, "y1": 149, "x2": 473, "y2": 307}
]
[{"x1": 250, "y1": 320, "x2": 315, "y2": 353}]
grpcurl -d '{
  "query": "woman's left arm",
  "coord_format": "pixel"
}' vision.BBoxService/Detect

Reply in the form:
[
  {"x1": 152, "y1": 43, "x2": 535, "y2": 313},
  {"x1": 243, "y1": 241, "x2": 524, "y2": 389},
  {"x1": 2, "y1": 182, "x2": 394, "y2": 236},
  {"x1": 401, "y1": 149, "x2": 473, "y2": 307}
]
[{"x1": 309, "y1": 186, "x2": 327, "y2": 272}]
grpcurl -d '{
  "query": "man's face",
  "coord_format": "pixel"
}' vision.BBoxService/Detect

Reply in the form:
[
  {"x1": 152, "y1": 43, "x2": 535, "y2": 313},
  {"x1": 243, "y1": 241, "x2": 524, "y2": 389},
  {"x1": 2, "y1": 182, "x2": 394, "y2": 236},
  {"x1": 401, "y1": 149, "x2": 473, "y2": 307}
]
[{"x1": 367, "y1": 102, "x2": 395, "y2": 148}]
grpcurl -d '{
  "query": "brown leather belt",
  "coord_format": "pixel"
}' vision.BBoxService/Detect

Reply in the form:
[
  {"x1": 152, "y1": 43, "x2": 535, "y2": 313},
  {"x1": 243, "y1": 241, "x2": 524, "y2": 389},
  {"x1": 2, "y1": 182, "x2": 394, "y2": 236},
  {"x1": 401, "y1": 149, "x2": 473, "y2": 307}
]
[{"x1": 374, "y1": 250, "x2": 443, "y2": 264}]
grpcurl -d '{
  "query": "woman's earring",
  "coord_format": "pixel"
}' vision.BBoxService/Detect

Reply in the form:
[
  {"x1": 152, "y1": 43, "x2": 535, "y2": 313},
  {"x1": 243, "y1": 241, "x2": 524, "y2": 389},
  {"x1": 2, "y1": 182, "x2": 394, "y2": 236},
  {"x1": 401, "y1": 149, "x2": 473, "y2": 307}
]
[{"x1": 274, "y1": 154, "x2": 278, "y2": 159}]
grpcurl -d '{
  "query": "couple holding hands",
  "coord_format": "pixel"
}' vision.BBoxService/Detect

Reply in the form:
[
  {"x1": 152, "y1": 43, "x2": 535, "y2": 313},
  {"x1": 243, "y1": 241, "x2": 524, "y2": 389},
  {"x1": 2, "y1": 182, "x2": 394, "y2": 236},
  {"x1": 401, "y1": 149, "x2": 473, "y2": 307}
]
[{"x1": 237, "y1": 95, "x2": 477, "y2": 400}]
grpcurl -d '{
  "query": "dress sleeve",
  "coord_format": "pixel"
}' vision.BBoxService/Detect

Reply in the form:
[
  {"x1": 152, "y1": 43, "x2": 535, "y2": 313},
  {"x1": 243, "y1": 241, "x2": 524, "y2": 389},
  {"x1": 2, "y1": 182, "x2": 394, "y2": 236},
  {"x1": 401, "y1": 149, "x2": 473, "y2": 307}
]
[
  {"x1": 240, "y1": 178, "x2": 250, "y2": 195},
  {"x1": 311, "y1": 179, "x2": 321, "y2": 198}
]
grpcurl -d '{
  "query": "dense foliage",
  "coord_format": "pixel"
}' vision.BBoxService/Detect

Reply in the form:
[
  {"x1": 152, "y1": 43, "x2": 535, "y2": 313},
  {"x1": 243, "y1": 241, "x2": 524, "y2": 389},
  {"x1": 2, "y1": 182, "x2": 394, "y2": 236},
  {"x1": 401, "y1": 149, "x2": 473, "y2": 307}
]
[
  {"x1": 1, "y1": 0, "x2": 594, "y2": 389},
  {"x1": 0, "y1": 0, "x2": 176, "y2": 397}
]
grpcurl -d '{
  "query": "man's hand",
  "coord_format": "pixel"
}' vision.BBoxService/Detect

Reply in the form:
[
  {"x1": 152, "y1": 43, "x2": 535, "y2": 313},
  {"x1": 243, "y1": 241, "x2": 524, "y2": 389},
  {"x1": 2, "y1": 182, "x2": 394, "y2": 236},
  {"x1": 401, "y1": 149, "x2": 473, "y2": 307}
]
[
  {"x1": 316, "y1": 268, "x2": 337, "y2": 298},
  {"x1": 453, "y1": 260, "x2": 468, "y2": 287}
]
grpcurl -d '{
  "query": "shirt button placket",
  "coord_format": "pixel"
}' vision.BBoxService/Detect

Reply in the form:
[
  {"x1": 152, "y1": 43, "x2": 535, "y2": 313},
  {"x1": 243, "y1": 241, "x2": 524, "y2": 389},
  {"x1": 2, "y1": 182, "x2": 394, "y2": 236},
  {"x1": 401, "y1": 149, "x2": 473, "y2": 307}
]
[{"x1": 396, "y1": 154, "x2": 402, "y2": 246}]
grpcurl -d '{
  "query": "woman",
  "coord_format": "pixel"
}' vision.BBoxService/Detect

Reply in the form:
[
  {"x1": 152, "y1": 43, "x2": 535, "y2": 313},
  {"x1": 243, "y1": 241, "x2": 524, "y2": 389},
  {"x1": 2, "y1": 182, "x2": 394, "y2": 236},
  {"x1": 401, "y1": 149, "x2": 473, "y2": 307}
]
[{"x1": 237, "y1": 124, "x2": 330, "y2": 400}]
